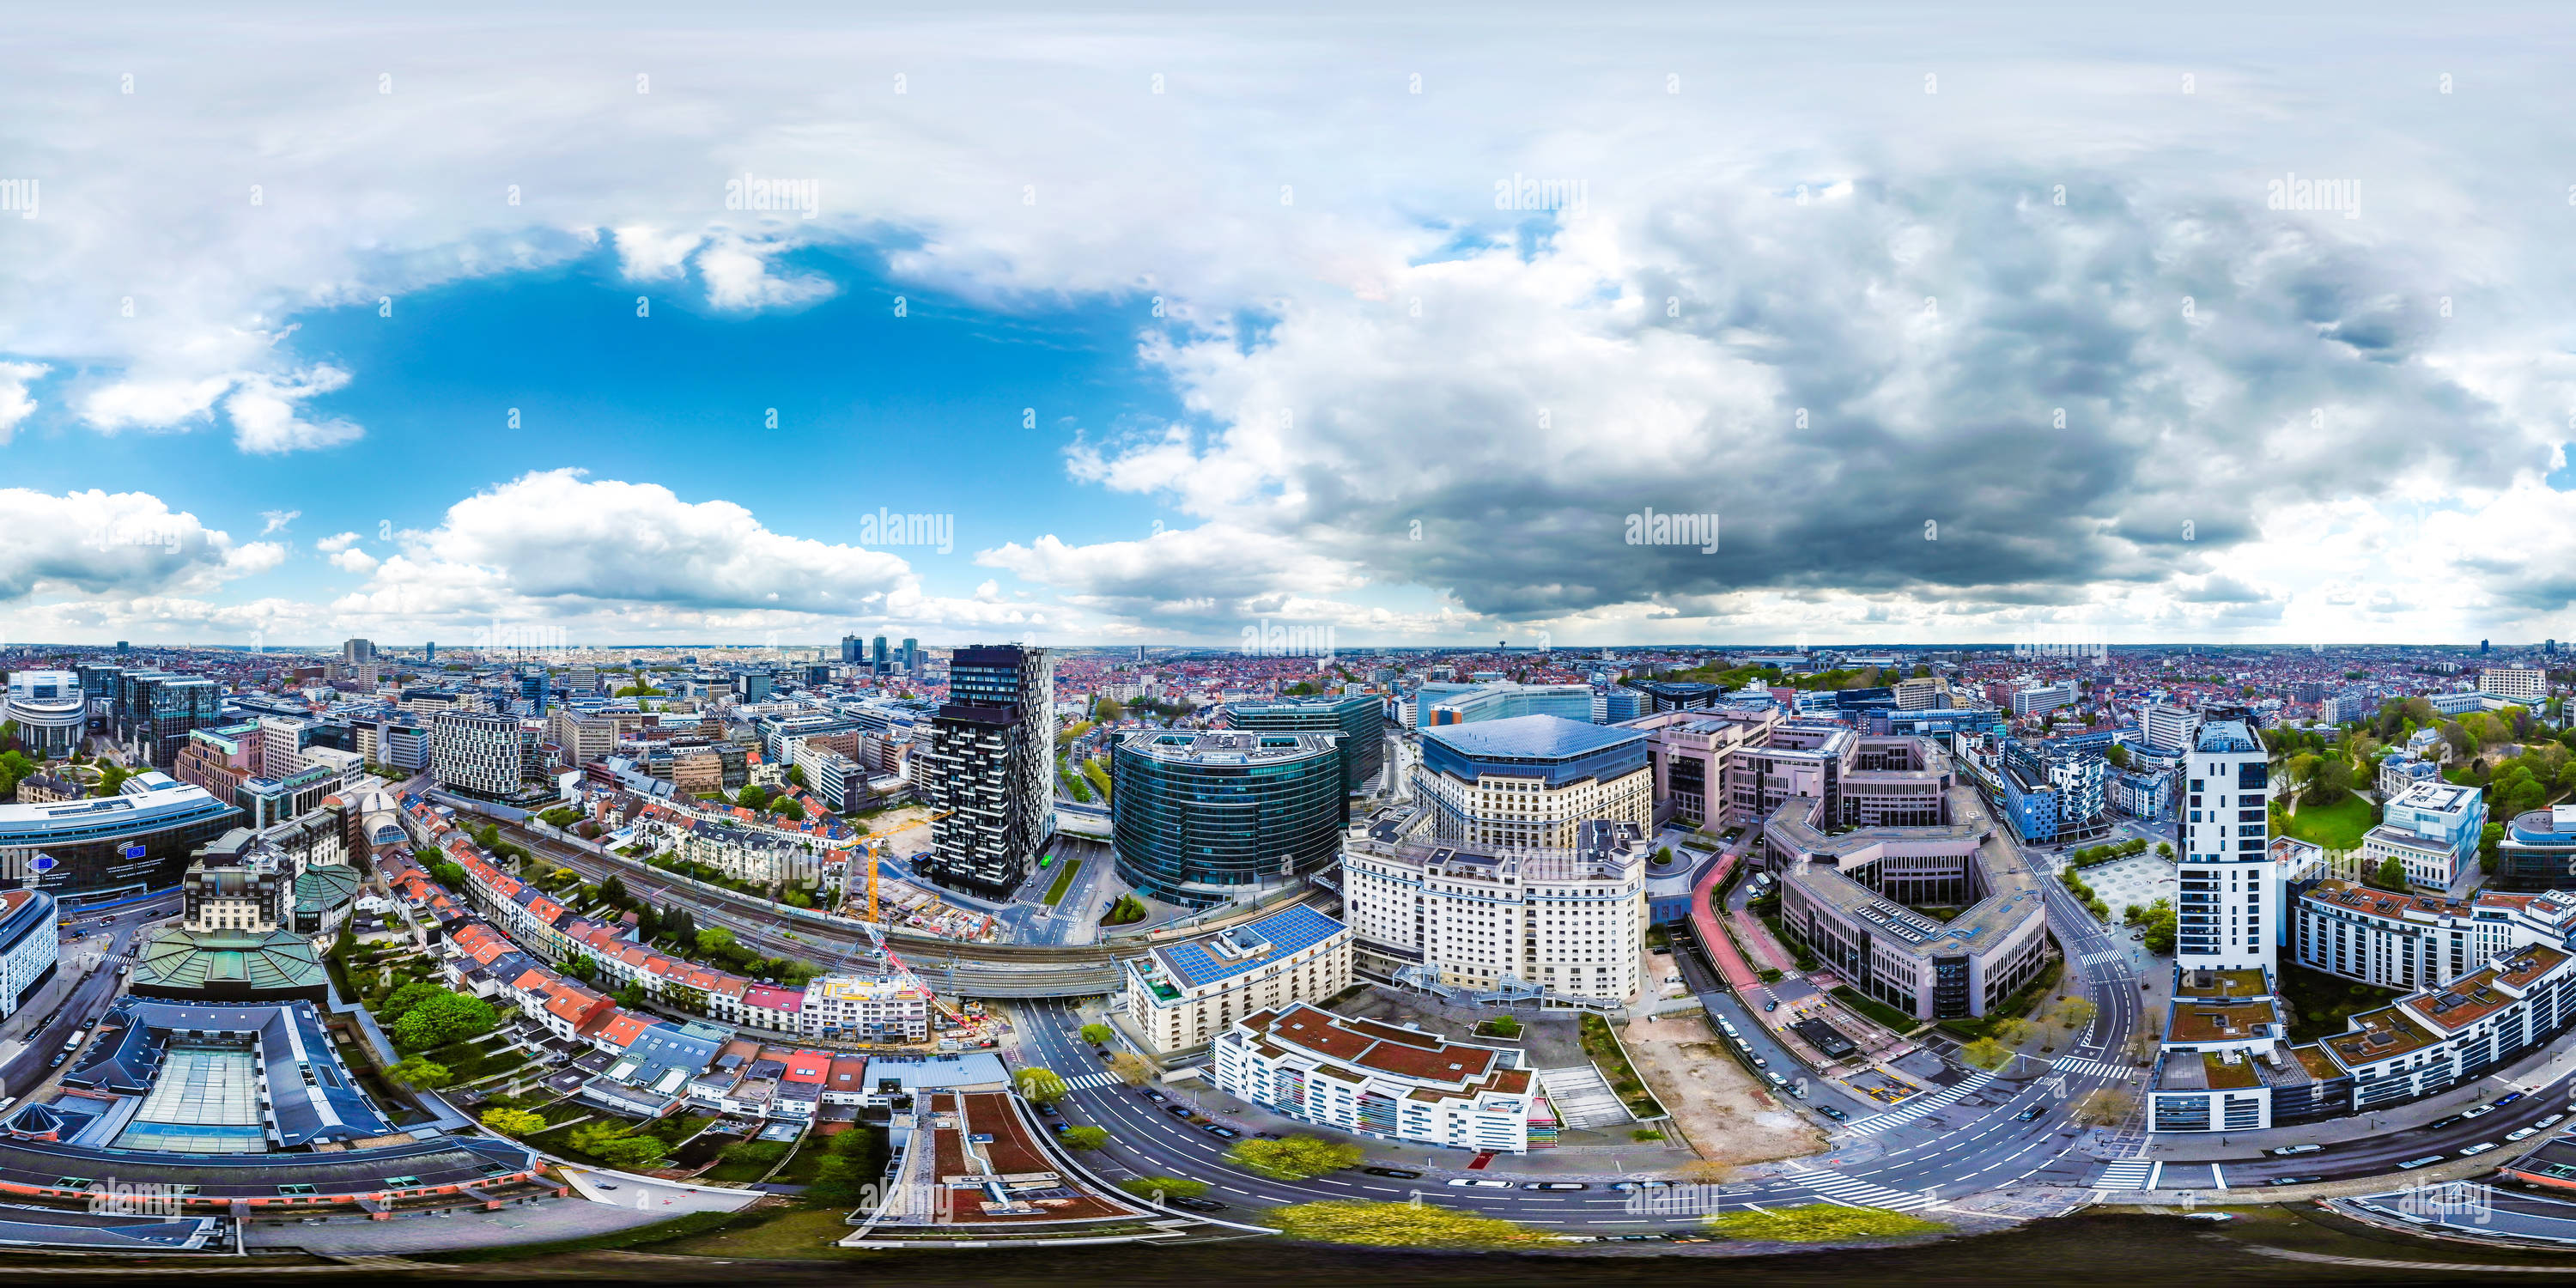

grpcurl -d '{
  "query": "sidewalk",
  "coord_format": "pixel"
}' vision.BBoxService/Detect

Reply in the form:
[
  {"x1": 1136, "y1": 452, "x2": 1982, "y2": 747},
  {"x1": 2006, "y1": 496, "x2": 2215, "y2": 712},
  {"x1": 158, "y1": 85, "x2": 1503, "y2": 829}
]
[{"x1": 2142, "y1": 1029, "x2": 2576, "y2": 1162}]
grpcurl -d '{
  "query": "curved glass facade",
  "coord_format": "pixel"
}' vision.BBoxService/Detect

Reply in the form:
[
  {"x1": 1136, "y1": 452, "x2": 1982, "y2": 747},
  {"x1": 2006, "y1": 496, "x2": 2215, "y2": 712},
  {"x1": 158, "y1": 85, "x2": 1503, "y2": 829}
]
[{"x1": 1112, "y1": 732, "x2": 1346, "y2": 907}]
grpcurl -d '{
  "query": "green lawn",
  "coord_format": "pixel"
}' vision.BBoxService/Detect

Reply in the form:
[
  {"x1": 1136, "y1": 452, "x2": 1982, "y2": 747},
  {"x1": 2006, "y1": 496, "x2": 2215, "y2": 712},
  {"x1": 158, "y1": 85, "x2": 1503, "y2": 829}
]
[
  {"x1": 2271, "y1": 793, "x2": 2377, "y2": 852},
  {"x1": 1042, "y1": 858, "x2": 1082, "y2": 905},
  {"x1": 1832, "y1": 985, "x2": 1921, "y2": 1034},
  {"x1": 2277, "y1": 963, "x2": 2403, "y2": 1042}
]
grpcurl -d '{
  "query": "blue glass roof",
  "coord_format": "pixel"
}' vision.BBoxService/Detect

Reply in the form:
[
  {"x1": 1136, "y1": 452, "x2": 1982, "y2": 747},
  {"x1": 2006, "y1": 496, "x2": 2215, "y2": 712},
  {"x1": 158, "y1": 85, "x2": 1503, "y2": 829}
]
[
  {"x1": 1423, "y1": 714, "x2": 1640, "y2": 760},
  {"x1": 1152, "y1": 904, "x2": 1346, "y2": 988}
]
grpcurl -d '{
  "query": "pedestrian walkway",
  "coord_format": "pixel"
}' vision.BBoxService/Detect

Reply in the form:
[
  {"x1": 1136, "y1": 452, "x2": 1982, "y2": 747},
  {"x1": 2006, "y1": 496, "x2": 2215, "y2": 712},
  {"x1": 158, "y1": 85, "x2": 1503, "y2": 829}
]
[
  {"x1": 2093, "y1": 1158, "x2": 2155, "y2": 1190},
  {"x1": 2052, "y1": 1056, "x2": 2130, "y2": 1080},
  {"x1": 1781, "y1": 1163, "x2": 1936, "y2": 1211},
  {"x1": 2080, "y1": 948, "x2": 2126, "y2": 968},
  {"x1": 1535, "y1": 1066, "x2": 1631, "y2": 1129},
  {"x1": 1060, "y1": 1071, "x2": 1121, "y2": 1091},
  {"x1": 1843, "y1": 1071, "x2": 1996, "y2": 1136}
]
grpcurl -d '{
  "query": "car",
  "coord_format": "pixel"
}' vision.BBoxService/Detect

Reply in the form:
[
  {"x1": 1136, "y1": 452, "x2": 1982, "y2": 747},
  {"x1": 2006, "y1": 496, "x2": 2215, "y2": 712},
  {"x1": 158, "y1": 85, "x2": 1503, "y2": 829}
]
[
  {"x1": 1446, "y1": 1177, "x2": 1513, "y2": 1188},
  {"x1": 1817, "y1": 1105, "x2": 1848, "y2": 1121},
  {"x1": 1164, "y1": 1104, "x2": 1194, "y2": 1117},
  {"x1": 1615, "y1": 1232, "x2": 1661, "y2": 1241},
  {"x1": 2267, "y1": 1176, "x2": 2324, "y2": 1186},
  {"x1": 1169, "y1": 1196, "x2": 1228, "y2": 1212},
  {"x1": 1609, "y1": 1180, "x2": 1671, "y2": 1192},
  {"x1": 1093, "y1": 1049, "x2": 1111, "y2": 1060},
  {"x1": 2460, "y1": 1142, "x2": 2500, "y2": 1156},
  {"x1": 1764, "y1": 999, "x2": 1779, "y2": 1012},
  {"x1": 2427, "y1": 1114, "x2": 2466, "y2": 1129},
  {"x1": 1716, "y1": 1020, "x2": 1739, "y2": 1036},
  {"x1": 1766, "y1": 1072, "x2": 1789, "y2": 1087},
  {"x1": 2181, "y1": 1212, "x2": 2234, "y2": 1224},
  {"x1": 1145, "y1": 1091, "x2": 1169, "y2": 1103},
  {"x1": 2464, "y1": 1105, "x2": 2498, "y2": 1119},
  {"x1": 2510, "y1": 1127, "x2": 2542, "y2": 1141},
  {"x1": 2499, "y1": 1092, "x2": 2528, "y2": 1106},
  {"x1": 1521, "y1": 1182, "x2": 1589, "y2": 1190},
  {"x1": 1363, "y1": 1167, "x2": 1423, "y2": 1179},
  {"x1": 2540, "y1": 1115, "x2": 2567, "y2": 1129},
  {"x1": 2015, "y1": 1103, "x2": 2047, "y2": 1121},
  {"x1": 1036, "y1": 1103, "x2": 1060, "y2": 1117},
  {"x1": 2269, "y1": 1144, "x2": 2323, "y2": 1156},
  {"x1": 2397, "y1": 1155, "x2": 2445, "y2": 1170},
  {"x1": 1203, "y1": 1125, "x2": 1240, "y2": 1139},
  {"x1": 597, "y1": 1183, "x2": 620, "y2": 1191},
  {"x1": 1254, "y1": 1131, "x2": 1282, "y2": 1139},
  {"x1": 2130, "y1": 930, "x2": 2145, "y2": 940},
  {"x1": 1752, "y1": 1055, "x2": 1768, "y2": 1068}
]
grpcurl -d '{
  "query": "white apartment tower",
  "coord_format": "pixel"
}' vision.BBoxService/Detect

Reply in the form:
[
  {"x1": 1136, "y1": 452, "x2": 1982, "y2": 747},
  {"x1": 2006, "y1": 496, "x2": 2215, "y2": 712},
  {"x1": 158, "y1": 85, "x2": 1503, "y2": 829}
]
[{"x1": 2177, "y1": 711, "x2": 2276, "y2": 972}]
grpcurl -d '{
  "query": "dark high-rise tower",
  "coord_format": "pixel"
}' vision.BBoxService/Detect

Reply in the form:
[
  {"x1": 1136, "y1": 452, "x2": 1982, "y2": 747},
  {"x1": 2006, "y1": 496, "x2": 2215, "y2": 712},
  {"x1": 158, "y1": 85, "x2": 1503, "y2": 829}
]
[{"x1": 920, "y1": 644, "x2": 1054, "y2": 897}]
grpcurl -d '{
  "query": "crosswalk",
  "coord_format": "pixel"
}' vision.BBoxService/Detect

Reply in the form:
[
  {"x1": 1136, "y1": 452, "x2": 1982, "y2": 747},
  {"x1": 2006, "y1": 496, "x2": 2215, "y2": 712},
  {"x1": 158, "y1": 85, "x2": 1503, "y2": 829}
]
[
  {"x1": 1843, "y1": 1071, "x2": 1996, "y2": 1136},
  {"x1": 2051, "y1": 1055, "x2": 2132, "y2": 1080},
  {"x1": 1059, "y1": 1071, "x2": 1121, "y2": 1091},
  {"x1": 2081, "y1": 948, "x2": 2127, "y2": 967},
  {"x1": 2093, "y1": 1158, "x2": 2155, "y2": 1190},
  {"x1": 1782, "y1": 1163, "x2": 1937, "y2": 1211}
]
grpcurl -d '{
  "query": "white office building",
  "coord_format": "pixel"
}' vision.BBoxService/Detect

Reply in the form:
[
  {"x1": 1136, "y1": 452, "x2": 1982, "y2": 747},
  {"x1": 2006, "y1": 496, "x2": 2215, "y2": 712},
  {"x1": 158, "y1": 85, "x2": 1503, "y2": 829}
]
[
  {"x1": 2482, "y1": 667, "x2": 2548, "y2": 703},
  {"x1": 1122, "y1": 905, "x2": 1352, "y2": 1054},
  {"x1": 2011, "y1": 682, "x2": 2078, "y2": 719},
  {"x1": 2178, "y1": 711, "x2": 2277, "y2": 973},
  {"x1": 2142, "y1": 702, "x2": 2202, "y2": 755},
  {"x1": 2295, "y1": 880, "x2": 2576, "y2": 992},
  {"x1": 1213, "y1": 1003, "x2": 1542, "y2": 1153},
  {"x1": 3, "y1": 671, "x2": 85, "y2": 757}
]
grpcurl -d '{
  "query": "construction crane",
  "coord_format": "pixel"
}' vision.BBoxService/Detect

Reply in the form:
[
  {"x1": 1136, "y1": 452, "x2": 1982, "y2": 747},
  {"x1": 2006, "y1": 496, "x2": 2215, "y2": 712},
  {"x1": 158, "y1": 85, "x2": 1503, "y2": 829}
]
[{"x1": 842, "y1": 836, "x2": 987, "y2": 1041}]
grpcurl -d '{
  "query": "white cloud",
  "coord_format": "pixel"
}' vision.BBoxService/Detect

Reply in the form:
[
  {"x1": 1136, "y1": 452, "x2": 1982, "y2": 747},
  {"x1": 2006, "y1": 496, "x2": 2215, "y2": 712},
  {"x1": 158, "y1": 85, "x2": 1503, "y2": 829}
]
[
  {"x1": 328, "y1": 546, "x2": 380, "y2": 574},
  {"x1": 259, "y1": 508, "x2": 301, "y2": 535},
  {"x1": 613, "y1": 226, "x2": 702, "y2": 281},
  {"x1": 0, "y1": 489, "x2": 276, "y2": 602},
  {"x1": 0, "y1": 361, "x2": 46, "y2": 440},
  {"x1": 223, "y1": 366, "x2": 361, "y2": 453},
  {"x1": 695, "y1": 235, "x2": 835, "y2": 312}
]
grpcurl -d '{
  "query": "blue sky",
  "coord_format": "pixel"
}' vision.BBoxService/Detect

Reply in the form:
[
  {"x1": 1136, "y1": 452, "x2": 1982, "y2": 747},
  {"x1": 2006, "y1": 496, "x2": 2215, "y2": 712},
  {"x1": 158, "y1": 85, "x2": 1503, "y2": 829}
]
[{"x1": 2, "y1": 3, "x2": 2573, "y2": 647}]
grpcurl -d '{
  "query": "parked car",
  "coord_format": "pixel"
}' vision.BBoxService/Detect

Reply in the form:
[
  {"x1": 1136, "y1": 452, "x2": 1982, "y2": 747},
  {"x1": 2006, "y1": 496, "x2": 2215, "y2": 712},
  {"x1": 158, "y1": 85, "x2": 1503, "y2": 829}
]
[
  {"x1": 1362, "y1": 1167, "x2": 1422, "y2": 1179},
  {"x1": 2460, "y1": 1141, "x2": 2499, "y2": 1156},
  {"x1": 1816, "y1": 1105, "x2": 1848, "y2": 1121},
  {"x1": 1609, "y1": 1180, "x2": 1670, "y2": 1192},
  {"x1": 1521, "y1": 1182, "x2": 1588, "y2": 1190},
  {"x1": 1145, "y1": 1091, "x2": 1169, "y2": 1103},
  {"x1": 2397, "y1": 1155, "x2": 2445, "y2": 1170},
  {"x1": 2427, "y1": 1114, "x2": 2466, "y2": 1129},
  {"x1": 1203, "y1": 1125, "x2": 1240, "y2": 1139},
  {"x1": 2269, "y1": 1144, "x2": 2323, "y2": 1156},
  {"x1": 1763, "y1": 1000, "x2": 1779, "y2": 1012},
  {"x1": 1036, "y1": 1103, "x2": 1060, "y2": 1118},
  {"x1": 1163, "y1": 1104, "x2": 1194, "y2": 1118},
  {"x1": 2498, "y1": 1092, "x2": 2527, "y2": 1106},
  {"x1": 1766, "y1": 1072, "x2": 1789, "y2": 1087},
  {"x1": 2464, "y1": 1105, "x2": 2498, "y2": 1119},
  {"x1": 2266, "y1": 1176, "x2": 2324, "y2": 1186},
  {"x1": 2508, "y1": 1127, "x2": 2541, "y2": 1141},
  {"x1": 1446, "y1": 1177, "x2": 1513, "y2": 1188},
  {"x1": 2537, "y1": 1115, "x2": 2565, "y2": 1129}
]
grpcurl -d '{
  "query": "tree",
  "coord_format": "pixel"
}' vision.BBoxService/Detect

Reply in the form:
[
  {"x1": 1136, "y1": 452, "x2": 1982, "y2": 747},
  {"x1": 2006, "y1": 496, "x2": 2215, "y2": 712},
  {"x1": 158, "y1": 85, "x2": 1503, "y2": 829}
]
[
  {"x1": 1059, "y1": 1125, "x2": 1109, "y2": 1150},
  {"x1": 1014, "y1": 1067, "x2": 1070, "y2": 1103},
  {"x1": 1264, "y1": 1200, "x2": 1546, "y2": 1249},
  {"x1": 600, "y1": 873, "x2": 629, "y2": 907},
  {"x1": 1106, "y1": 1052, "x2": 1154, "y2": 1085},
  {"x1": 2155, "y1": 841, "x2": 2173, "y2": 860},
  {"x1": 696, "y1": 927, "x2": 738, "y2": 957},
  {"x1": 785, "y1": 763, "x2": 807, "y2": 789},
  {"x1": 2370, "y1": 854, "x2": 2408, "y2": 891},
  {"x1": 2104, "y1": 743, "x2": 2130, "y2": 770},
  {"x1": 428, "y1": 860, "x2": 469, "y2": 890},
  {"x1": 480, "y1": 1107, "x2": 546, "y2": 1136},
  {"x1": 597, "y1": 1134, "x2": 669, "y2": 1169},
  {"x1": 1096, "y1": 697, "x2": 1126, "y2": 723},
  {"x1": 386, "y1": 1055, "x2": 453, "y2": 1089},
  {"x1": 1078, "y1": 1023, "x2": 1113, "y2": 1045},
  {"x1": 378, "y1": 980, "x2": 445, "y2": 1025},
  {"x1": 776, "y1": 798, "x2": 806, "y2": 822},
  {"x1": 2070, "y1": 1087, "x2": 2137, "y2": 1127},
  {"x1": 392, "y1": 991, "x2": 498, "y2": 1050},
  {"x1": 2051, "y1": 997, "x2": 2098, "y2": 1047},
  {"x1": 1227, "y1": 1134, "x2": 1362, "y2": 1179},
  {"x1": 2140, "y1": 896, "x2": 2178, "y2": 954},
  {"x1": 1958, "y1": 1037, "x2": 2012, "y2": 1071}
]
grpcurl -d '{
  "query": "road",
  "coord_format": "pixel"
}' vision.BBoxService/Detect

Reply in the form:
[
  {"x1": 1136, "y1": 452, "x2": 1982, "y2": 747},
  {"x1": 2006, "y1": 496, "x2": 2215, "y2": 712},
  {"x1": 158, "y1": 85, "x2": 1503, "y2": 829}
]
[{"x1": 0, "y1": 890, "x2": 176, "y2": 1101}]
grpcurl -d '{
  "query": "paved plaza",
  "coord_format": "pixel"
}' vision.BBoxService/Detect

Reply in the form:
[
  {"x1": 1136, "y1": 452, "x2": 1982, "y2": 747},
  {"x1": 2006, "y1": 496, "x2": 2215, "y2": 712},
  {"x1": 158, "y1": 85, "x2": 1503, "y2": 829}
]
[{"x1": 2077, "y1": 853, "x2": 2175, "y2": 919}]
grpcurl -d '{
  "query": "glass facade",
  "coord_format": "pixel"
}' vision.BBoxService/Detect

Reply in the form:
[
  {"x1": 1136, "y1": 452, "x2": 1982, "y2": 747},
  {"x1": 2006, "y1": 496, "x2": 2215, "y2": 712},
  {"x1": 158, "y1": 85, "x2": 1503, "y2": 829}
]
[
  {"x1": 1226, "y1": 695, "x2": 1385, "y2": 795},
  {"x1": 1111, "y1": 732, "x2": 1346, "y2": 906}
]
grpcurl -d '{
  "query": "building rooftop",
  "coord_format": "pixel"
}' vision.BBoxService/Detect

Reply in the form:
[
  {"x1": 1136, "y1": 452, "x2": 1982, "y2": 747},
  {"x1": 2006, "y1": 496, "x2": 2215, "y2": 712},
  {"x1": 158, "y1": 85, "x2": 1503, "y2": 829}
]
[
  {"x1": 1145, "y1": 904, "x2": 1347, "y2": 991},
  {"x1": 1421, "y1": 714, "x2": 1642, "y2": 762}
]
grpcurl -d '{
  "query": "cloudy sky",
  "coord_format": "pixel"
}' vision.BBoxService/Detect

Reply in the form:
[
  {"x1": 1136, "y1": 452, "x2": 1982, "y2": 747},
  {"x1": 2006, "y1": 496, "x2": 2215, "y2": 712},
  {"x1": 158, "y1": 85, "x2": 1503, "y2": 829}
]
[{"x1": 2, "y1": 2, "x2": 2571, "y2": 649}]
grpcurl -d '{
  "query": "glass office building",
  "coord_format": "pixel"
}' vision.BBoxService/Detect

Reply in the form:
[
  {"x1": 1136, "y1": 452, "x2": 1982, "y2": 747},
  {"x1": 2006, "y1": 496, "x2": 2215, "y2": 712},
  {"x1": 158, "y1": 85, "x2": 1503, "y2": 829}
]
[
  {"x1": 0, "y1": 772, "x2": 243, "y2": 897},
  {"x1": 1225, "y1": 693, "x2": 1386, "y2": 796},
  {"x1": 1111, "y1": 730, "x2": 1346, "y2": 907}
]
